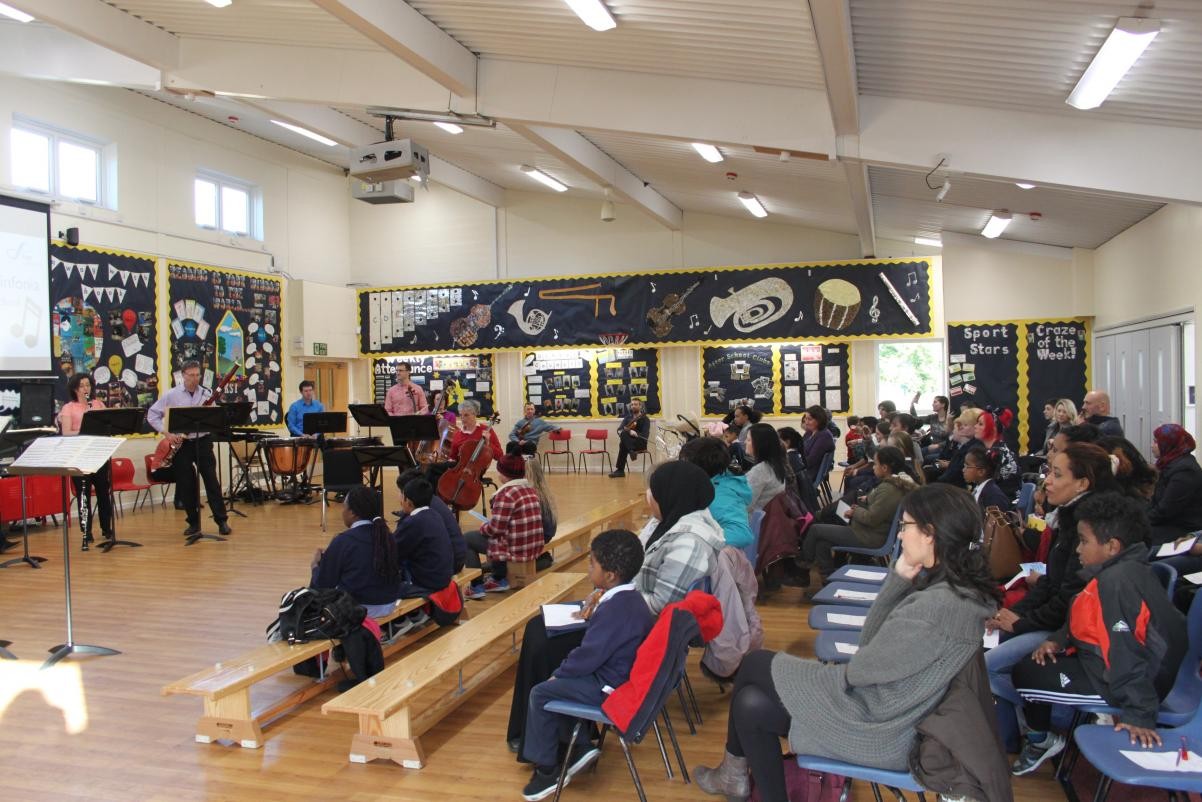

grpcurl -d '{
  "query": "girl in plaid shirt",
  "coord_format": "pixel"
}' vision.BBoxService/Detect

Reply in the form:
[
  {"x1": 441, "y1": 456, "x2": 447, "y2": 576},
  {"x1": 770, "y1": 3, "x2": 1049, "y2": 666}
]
[{"x1": 465, "y1": 453, "x2": 546, "y2": 593}]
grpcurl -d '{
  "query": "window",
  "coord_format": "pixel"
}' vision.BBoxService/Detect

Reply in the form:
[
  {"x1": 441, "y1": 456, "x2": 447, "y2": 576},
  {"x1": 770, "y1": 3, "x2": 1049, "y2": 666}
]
[
  {"x1": 194, "y1": 171, "x2": 258, "y2": 238},
  {"x1": 9, "y1": 119, "x2": 105, "y2": 205},
  {"x1": 876, "y1": 341, "x2": 946, "y2": 414}
]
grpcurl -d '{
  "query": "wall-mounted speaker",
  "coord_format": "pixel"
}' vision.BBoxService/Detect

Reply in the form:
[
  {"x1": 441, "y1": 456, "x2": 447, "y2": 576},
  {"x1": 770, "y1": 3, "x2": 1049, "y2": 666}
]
[{"x1": 66, "y1": 227, "x2": 80, "y2": 246}]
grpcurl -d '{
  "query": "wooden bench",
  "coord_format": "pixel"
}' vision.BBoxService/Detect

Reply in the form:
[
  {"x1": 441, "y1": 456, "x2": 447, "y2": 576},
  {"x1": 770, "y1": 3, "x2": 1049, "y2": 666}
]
[
  {"x1": 322, "y1": 571, "x2": 588, "y2": 769},
  {"x1": 507, "y1": 495, "x2": 644, "y2": 588},
  {"x1": 162, "y1": 567, "x2": 481, "y2": 748}
]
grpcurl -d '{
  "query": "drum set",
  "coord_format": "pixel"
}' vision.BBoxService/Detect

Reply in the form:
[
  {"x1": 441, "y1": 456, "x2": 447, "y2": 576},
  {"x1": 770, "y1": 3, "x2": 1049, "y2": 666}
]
[{"x1": 258, "y1": 435, "x2": 382, "y2": 503}]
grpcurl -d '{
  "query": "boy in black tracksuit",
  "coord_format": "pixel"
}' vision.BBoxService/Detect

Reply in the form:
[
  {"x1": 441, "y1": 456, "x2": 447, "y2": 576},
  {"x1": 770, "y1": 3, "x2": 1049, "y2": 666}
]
[{"x1": 1011, "y1": 492, "x2": 1187, "y2": 776}]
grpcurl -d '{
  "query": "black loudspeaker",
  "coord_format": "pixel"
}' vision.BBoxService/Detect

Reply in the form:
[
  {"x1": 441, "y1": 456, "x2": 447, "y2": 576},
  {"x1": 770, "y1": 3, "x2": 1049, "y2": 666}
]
[
  {"x1": 66, "y1": 227, "x2": 80, "y2": 246},
  {"x1": 18, "y1": 383, "x2": 56, "y2": 428}
]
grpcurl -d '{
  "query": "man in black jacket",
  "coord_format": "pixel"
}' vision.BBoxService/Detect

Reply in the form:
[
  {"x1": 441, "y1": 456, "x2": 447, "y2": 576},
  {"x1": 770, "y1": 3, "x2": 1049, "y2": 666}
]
[
  {"x1": 1010, "y1": 492, "x2": 1186, "y2": 776},
  {"x1": 609, "y1": 398, "x2": 651, "y2": 478},
  {"x1": 1080, "y1": 390, "x2": 1124, "y2": 437}
]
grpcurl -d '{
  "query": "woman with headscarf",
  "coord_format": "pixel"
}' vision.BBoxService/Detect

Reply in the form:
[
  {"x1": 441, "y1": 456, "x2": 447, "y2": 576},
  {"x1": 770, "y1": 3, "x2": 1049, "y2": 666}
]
[
  {"x1": 1148, "y1": 424, "x2": 1202, "y2": 546},
  {"x1": 505, "y1": 460, "x2": 724, "y2": 755}
]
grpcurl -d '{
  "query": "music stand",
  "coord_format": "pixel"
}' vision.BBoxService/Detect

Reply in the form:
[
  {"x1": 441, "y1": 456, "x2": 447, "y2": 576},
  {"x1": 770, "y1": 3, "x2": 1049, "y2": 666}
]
[
  {"x1": 0, "y1": 426, "x2": 54, "y2": 569},
  {"x1": 303, "y1": 411, "x2": 348, "y2": 436},
  {"x1": 167, "y1": 406, "x2": 230, "y2": 546},
  {"x1": 80, "y1": 408, "x2": 146, "y2": 552},
  {"x1": 352, "y1": 445, "x2": 418, "y2": 495},
  {"x1": 215, "y1": 402, "x2": 254, "y2": 517},
  {"x1": 348, "y1": 403, "x2": 392, "y2": 444}
]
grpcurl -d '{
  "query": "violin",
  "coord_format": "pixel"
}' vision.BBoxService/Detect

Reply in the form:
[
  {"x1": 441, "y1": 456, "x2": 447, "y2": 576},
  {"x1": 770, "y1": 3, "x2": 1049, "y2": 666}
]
[
  {"x1": 516, "y1": 419, "x2": 534, "y2": 439},
  {"x1": 437, "y1": 412, "x2": 501, "y2": 511}
]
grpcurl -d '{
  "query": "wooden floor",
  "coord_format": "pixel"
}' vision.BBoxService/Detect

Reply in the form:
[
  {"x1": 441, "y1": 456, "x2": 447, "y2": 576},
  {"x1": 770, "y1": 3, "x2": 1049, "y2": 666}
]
[{"x1": 0, "y1": 470, "x2": 1064, "y2": 801}]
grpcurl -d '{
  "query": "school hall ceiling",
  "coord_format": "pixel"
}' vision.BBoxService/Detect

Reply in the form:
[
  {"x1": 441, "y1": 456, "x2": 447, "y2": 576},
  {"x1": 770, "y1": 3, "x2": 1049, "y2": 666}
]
[{"x1": 2, "y1": 0, "x2": 1200, "y2": 252}]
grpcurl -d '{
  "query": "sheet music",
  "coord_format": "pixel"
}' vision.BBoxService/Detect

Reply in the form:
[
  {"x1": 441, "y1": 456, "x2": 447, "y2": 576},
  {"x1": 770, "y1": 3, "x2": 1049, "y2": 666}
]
[{"x1": 9, "y1": 435, "x2": 125, "y2": 475}]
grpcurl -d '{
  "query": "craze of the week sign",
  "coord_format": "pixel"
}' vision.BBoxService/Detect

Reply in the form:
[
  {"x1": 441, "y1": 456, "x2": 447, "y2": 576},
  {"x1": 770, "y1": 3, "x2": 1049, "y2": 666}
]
[{"x1": 1027, "y1": 322, "x2": 1084, "y2": 361}]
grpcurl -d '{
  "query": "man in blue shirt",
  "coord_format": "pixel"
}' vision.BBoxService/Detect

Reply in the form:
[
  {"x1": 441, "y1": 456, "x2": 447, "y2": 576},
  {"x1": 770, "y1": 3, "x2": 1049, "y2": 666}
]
[
  {"x1": 508, "y1": 402, "x2": 560, "y2": 456},
  {"x1": 286, "y1": 380, "x2": 324, "y2": 437}
]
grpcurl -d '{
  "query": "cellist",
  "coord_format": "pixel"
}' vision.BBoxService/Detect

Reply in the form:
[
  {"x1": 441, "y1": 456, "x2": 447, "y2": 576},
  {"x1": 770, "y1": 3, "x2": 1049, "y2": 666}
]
[{"x1": 447, "y1": 400, "x2": 502, "y2": 466}]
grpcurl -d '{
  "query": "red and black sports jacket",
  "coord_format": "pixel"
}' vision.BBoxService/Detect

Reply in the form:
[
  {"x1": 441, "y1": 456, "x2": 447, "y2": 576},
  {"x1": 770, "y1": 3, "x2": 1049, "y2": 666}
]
[{"x1": 1057, "y1": 544, "x2": 1187, "y2": 728}]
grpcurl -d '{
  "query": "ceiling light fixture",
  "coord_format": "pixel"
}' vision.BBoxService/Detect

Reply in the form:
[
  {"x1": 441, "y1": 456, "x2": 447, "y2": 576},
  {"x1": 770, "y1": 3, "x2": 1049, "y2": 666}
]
[
  {"x1": 981, "y1": 211, "x2": 1013, "y2": 239},
  {"x1": 935, "y1": 179, "x2": 951, "y2": 202},
  {"x1": 737, "y1": 191, "x2": 768, "y2": 218},
  {"x1": 563, "y1": 0, "x2": 616, "y2": 32},
  {"x1": 409, "y1": 174, "x2": 424, "y2": 184},
  {"x1": 691, "y1": 143, "x2": 723, "y2": 163},
  {"x1": 269, "y1": 120, "x2": 337, "y2": 147},
  {"x1": 365, "y1": 106, "x2": 495, "y2": 130},
  {"x1": 0, "y1": 3, "x2": 34, "y2": 22},
  {"x1": 520, "y1": 165, "x2": 568, "y2": 192},
  {"x1": 1067, "y1": 17, "x2": 1160, "y2": 110},
  {"x1": 1015, "y1": 182, "x2": 1036, "y2": 190},
  {"x1": 914, "y1": 237, "x2": 943, "y2": 248},
  {"x1": 434, "y1": 122, "x2": 464, "y2": 135},
  {"x1": 204, "y1": 0, "x2": 233, "y2": 8}
]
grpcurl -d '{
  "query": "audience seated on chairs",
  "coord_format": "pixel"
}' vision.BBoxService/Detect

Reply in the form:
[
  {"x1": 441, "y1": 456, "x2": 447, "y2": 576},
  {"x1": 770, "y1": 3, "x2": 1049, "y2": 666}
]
[
  {"x1": 1011, "y1": 492, "x2": 1187, "y2": 776},
  {"x1": 508, "y1": 402, "x2": 561, "y2": 456},
  {"x1": 935, "y1": 407, "x2": 985, "y2": 488},
  {"x1": 397, "y1": 468, "x2": 467, "y2": 574},
  {"x1": 519, "y1": 529, "x2": 653, "y2": 801},
  {"x1": 800, "y1": 405, "x2": 836, "y2": 482},
  {"x1": 797, "y1": 447, "x2": 917, "y2": 588},
  {"x1": 392, "y1": 478, "x2": 454, "y2": 601},
  {"x1": 695, "y1": 485, "x2": 999, "y2": 801},
  {"x1": 744, "y1": 423, "x2": 789, "y2": 513},
  {"x1": 886, "y1": 430, "x2": 924, "y2": 482},
  {"x1": 925, "y1": 409, "x2": 972, "y2": 481},
  {"x1": 962, "y1": 446, "x2": 1014, "y2": 513},
  {"x1": 506, "y1": 460, "x2": 723, "y2": 755},
  {"x1": 778, "y1": 426, "x2": 820, "y2": 514},
  {"x1": 310, "y1": 485, "x2": 400, "y2": 619},
  {"x1": 1096, "y1": 435, "x2": 1158, "y2": 501},
  {"x1": 1080, "y1": 389, "x2": 1124, "y2": 437},
  {"x1": 912, "y1": 393, "x2": 952, "y2": 453},
  {"x1": 973, "y1": 409, "x2": 1021, "y2": 495},
  {"x1": 678, "y1": 436, "x2": 754, "y2": 548},
  {"x1": 701, "y1": 546, "x2": 764, "y2": 688},
  {"x1": 985, "y1": 444, "x2": 1125, "y2": 734},
  {"x1": 1146, "y1": 424, "x2": 1202, "y2": 546},
  {"x1": 464, "y1": 453, "x2": 546, "y2": 596}
]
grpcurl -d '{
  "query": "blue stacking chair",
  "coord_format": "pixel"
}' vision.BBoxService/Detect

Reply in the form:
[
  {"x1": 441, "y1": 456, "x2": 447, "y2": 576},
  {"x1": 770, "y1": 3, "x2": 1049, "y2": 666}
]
[
  {"x1": 745, "y1": 510, "x2": 765, "y2": 567},
  {"x1": 807, "y1": 579, "x2": 880, "y2": 607},
  {"x1": 1074, "y1": 699, "x2": 1202, "y2": 801},
  {"x1": 813, "y1": 451, "x2": 835, "y2": 506},
  {"x1": 808, "y1": 604, "x2": 869, "y2": 632},
  {"x1": 1017, "y1": 482, "x2": 1037, "y2": 519},
  {"x1": 826, "y1": 507, "x2": 904, "y2": 585},
  {"x1": 814, "y1": 629, "x2": 861, "y2": 663},
  {"x1": 542, "y1": 609, "x2": 701, "y2": 802},
  {"x1": 794, "y1": 754, "x2": 930, "y2": 801},
  {"x1": 1152, "y1": 561, "x2": 1180, "y2": 601}
]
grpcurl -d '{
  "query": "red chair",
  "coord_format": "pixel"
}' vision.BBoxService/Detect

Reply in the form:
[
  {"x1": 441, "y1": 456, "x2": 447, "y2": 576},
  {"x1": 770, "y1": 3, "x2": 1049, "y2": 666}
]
[
  {"x1": 541, "y1": 429, "x2": 576, "y2": 473},
  {"x1": 111, "y1": 457, "x2": 151, "y2": 515},
  {"x1": 578, "y1": 429, "x2": 612, "y2": 473},
  {"x1": 144, "y1": 452, "x2": 173, "y2": 508},
  {"x1": 0, "y1": 475, "x2": 70, "y2": 526}
]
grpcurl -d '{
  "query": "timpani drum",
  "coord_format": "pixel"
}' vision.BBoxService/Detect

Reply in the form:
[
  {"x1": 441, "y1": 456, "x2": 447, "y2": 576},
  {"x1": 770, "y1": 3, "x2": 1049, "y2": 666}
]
[{"x1": 264, "y1": 438, "x2": 316, "y2": 477}]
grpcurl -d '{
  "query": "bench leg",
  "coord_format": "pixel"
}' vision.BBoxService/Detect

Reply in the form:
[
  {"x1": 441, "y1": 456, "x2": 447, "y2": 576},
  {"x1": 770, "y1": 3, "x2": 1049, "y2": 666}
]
[
  {"x1": 508, "y1": 560, "x2": 538, "y2": 589},
  {"x1": 350, "y1": 711, "x2": 425, "y2": 769},
  {"x1": 197, "y1": 690, "x2": 263, "y2": 748}
]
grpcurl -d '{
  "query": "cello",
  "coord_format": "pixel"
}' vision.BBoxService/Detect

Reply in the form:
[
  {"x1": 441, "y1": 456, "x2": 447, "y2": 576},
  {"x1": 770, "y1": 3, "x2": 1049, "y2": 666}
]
[
  {"x1": 437, "y1": 412, "x2": 501, "y2": 511},
  {"x1": 412, "y1": 391, "x2": 452, "y2": 466}
]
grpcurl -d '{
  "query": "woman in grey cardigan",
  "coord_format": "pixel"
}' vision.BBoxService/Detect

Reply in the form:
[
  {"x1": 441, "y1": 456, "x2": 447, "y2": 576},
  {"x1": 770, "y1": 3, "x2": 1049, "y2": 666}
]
[
  {"x1": 744, "y1": 423, "x2": 789, "y2": 512},
  {"x1": 696, "y1": 484, "x2": 1000, "y2": 801}
]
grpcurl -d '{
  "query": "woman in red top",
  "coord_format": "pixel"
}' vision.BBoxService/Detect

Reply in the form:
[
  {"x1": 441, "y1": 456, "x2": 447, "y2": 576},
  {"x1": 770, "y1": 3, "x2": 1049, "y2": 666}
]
[
  {"x1": 56, "y1": 373, "x2": 114, "y2": 550},
  {"x1": 447, "y1": 400, "x2": 502, "y2": 464}
]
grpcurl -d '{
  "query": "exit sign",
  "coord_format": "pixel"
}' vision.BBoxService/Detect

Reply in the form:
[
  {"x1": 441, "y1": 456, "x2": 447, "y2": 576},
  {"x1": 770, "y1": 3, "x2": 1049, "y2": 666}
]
[{"x1": 313, "y1": 342, "x2": 328, "y2": 356}]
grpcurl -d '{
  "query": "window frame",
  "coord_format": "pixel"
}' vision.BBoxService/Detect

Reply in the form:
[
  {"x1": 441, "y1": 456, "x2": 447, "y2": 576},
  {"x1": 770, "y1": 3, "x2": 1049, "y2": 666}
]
[
  {"x1": 874, "y1": 340, "x2": 948, "y2": 416},
  {"x1": 10, "y1": 116, "x2": 108, "y2": 207},
  {"x1": 194, "y1": 169, "x2": 261, "y2": 240}
]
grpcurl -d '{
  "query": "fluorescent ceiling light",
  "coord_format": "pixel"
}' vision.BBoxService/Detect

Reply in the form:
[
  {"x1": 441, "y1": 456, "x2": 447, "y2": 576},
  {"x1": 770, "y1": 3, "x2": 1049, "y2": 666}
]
[
  {"x1": 269, "y1": 120, "x2": 337, "y2": 147},
  {"x1": 409, "y1": 174, "x2": 424, "y2": 184},
  {"x1": 434, "y1": 122, "x2": 464, "y2": 135},
  {"x1": 0, "y1": 3, "x2": 34, "y2": 22},
  {"x1": 981, "y1": 211, "x2": 1013, "y2": 239},
  {"x1": 214, "y1": 91, "x2": 270, "y2": 100},
  {"x1": 1015, "y1": 182, "x2": 1036, "y2": 190},
  {"x1": 205, "y1": 0, "x2": 233, "y2": 8},
  {"x1": 914, "y1": 237, "x2": 943, "y2": 248},
  {"x1": 691, "y1": 143, "x2": 723, "y2": 163},
  {"x1": 520, "y1": 165, "x2": 568, "y2": 192},
  {"x1": 1067, "y1": 17, "x2": 1160, "y2": 110},
  {"x1": 737, "y1": 191, "x2": 768, "y2": 218},
  {"x1": 563, "y1": 0, "x2": 616, "y2": 31}
]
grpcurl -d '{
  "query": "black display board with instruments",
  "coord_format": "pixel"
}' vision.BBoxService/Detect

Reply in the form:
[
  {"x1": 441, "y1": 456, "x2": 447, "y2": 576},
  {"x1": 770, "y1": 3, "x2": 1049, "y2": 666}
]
[
  {"x1": 778, "y1": 343, "x2": 851, "y2": 415},
  {"x1": 167, "y1": 261, "x2": 283, "y2": 427},
  {"x1": 359, "y1": 258, "x2": 934, "y2": 354},
  {"x1": 50, "y1": 244, "x2": 159, "y2": 423},
  {"x1": 371, "y1": 354, "x2": 494, "y2": 417},
  {"x1": 946, "y1": 322, "x2": 1022, "y2": 452},
  {"x1": 702, "y1": 346, "x2": 775, "y2": 417}
]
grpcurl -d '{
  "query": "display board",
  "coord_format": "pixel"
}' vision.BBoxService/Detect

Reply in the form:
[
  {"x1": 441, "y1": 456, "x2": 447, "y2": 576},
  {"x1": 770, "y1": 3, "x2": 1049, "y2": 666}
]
[
  {"x1": 522, "y1": 347, "x2": 661, "y2": 419},
  {"x1": 167, "y1": 261, "x2": 284, "y2": 427},
  {"x1": 359, "y1": 258, "x2": 934, "y2": 355},
  {"x1": 702, "y1": 343, "x2": 852, "y2": 417},
  {"x1": 50, "y1": 244, "x2": 159, "y2": 417},
  {"x1": 947, "y1": 319, "x2": 1089, "y2": 453},
  {"x1": 372, "y1": 354, "x2": 494, "y2": 417}
]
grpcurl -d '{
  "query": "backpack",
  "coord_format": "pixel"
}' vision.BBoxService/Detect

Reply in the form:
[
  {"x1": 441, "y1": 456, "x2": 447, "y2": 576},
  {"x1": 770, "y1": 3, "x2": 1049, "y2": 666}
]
[
  {"x1": 749, "y1": 755, "x2": 847, "y2": 802},
  {"x1": 266, "y1": 587, "x2": 365, "y2": 644}
]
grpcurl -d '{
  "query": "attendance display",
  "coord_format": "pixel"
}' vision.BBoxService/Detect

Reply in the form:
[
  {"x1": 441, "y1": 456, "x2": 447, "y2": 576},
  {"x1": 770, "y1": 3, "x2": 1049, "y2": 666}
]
[{"x1": 0, "y1": 195, "x2": 53, "y2": 376}]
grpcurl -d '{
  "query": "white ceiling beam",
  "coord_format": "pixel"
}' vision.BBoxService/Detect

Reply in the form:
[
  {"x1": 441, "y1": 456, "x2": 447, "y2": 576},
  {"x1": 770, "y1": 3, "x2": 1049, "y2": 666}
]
[
  {"x1": 858, "y1": 95, "x2": 1202, "y2": 205},
  {"x1": 2, "y1": 0, "x2": 178, "y2": 72},
  {"x1": 424, "y1": 155, "x2": 506, "y2": 208},
  {"x1": 507, "y1": 123, "x2": 683, "y2": 230},
  {"x1": 0, "y1": 22, "x2": 160, "y2": 90},
  {"x1": 309, "y1": 0, "x2": 478, "y2": 98},
  {"x1": 843, "y1": 161, "x2": 876, "y2": 257}
]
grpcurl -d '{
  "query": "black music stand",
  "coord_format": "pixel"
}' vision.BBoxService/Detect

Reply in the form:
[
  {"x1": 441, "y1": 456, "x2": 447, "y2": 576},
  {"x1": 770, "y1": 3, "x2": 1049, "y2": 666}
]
[
  {"x1": 348, "y1": 403, "x2": 392, "y2": 444},
  {"x1": 353, "y1": 445, "x2": 418, "y2": 495},
  {"x1": 303, "y1": 411, "x2": 348, "y2": 436},
  {"x1": 216, "y1": 402, "x2": 254, "y2": 517},
  {"x1": 0, "y1": 426, "x2": 54, "y2": 569},
  {"x1": 167, "y1": 406, "x2": 230, "y2": 546},
  {"x1": 80, "y1": 408, "x2": 145, "y2": 552}
]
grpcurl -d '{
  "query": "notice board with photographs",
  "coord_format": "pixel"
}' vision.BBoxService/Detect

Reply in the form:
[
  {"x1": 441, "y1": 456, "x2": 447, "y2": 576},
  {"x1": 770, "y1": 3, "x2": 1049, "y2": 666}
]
[
  {"x1": 778, "y1": 343, "x2": 851, "y2": 415},
  {"x1": 371, "y1": 354, "x2": 495, "y2": 417},
  {"x1": 702, "y1": 346, "x2": 776, "y2": 417},
  {"x1": 166, "y1": 261, "x2": 284, "y2": 427},
  {"x1": 522, "y1": 347, "x2": 661, "y2": 420},
  {"x1": 702, "y1": 343, "x2": 851, "y2": 417},
  {"x1": 50, "y1": 244, "x2": 160, "y2": 422},
  {"x1": 946, "y1": 318, "x2": 1089, "y2": 453}
]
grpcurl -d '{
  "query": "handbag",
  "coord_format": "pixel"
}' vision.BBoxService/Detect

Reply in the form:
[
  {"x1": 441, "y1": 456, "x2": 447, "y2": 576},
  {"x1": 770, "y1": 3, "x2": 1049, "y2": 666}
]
[
  {"x1": 749, "y1": 755, "x2": 846, "y2": 802},
  {"x1": 982, "y1": 506, "x2": 1024, "y2": 581}
]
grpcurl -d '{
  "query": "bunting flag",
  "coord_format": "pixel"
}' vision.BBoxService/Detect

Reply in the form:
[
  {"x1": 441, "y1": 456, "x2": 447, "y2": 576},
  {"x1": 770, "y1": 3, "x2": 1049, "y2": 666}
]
[
  {"x1": 115, "y1": 288, "x2": 126, "y2": 302},
  {"x1": 51, "y1": 256, "x2": 62, "y2": 272},
  {"x1": 108, "y1": 264, "x2": 118, "y2": 280},
  {"x1": 119, "y1": 270, "x2": 129, "y2": 286},
  {"x1": 80, "y1": 284, "x2": 91, "y2": 301},
  {"x1": 87, "y1": 264, "x2": 98, "y2": 280},
  {"x1": 106, "y1": 287, "x2": 116, "y2": 302}
]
